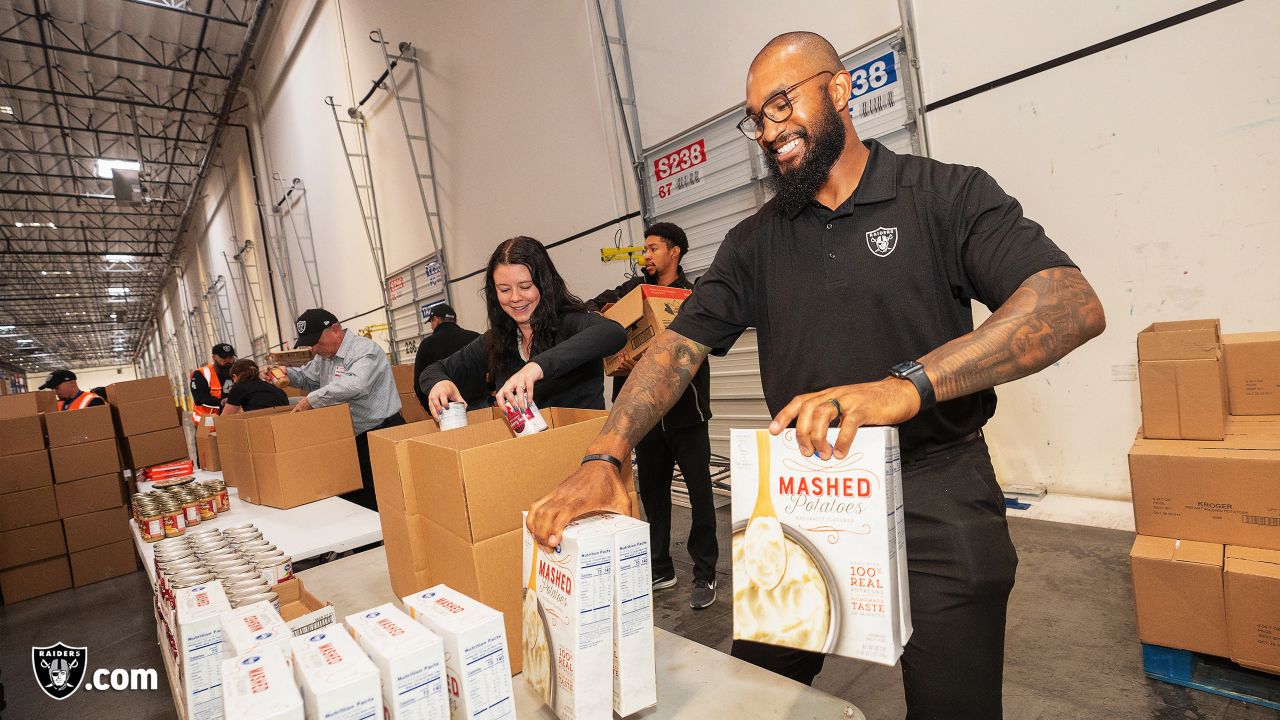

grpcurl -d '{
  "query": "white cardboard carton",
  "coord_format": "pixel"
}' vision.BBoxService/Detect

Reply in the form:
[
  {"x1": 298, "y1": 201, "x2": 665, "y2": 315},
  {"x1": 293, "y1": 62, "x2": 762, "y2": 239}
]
[
  {"x1": 221, "y1": 650, "x2": 304, "y2": 720},
  {"x1": 520, "y1": 512, "x2": 615, "y2": 720},
  {"x1": 402, "y1": 585, "x2": 515, "y2": 720},
  {"x1": 603, "y1": 514, "x2": 657, "y2": 716},
  {"x1": 290, "y1": 623, "x2": 382, "y2": 720},
  {"x1": 220, "y1": 601, "x2": 294, "y2": 666},
  {"x1": 730, "y1": 427, "x2": 912, "y2": 665},
  {"x1": 174, "y1": 583, "x2": 233, "y2": 720},
  {"x1": 346, "y1": 604, "x2": 449, "y2": 720}
]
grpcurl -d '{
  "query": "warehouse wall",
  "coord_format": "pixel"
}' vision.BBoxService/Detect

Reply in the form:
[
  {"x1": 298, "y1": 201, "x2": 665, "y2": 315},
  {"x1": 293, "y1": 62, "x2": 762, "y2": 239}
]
[{"x1": 66, "y1": 364, "x2": 138, "y2": 390}]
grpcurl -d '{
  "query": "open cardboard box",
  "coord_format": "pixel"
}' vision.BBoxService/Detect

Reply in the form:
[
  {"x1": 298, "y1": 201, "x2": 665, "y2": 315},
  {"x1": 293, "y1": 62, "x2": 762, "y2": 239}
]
[
  {"x1": 600, "y1": 284, "x2": 691, "y2": 376},
  {"x1": 217, "y1": 404, "x2": 360, "y2": 508},
  {"x1": 277, "y1": 577, "x2": 337, "y2": 635}
]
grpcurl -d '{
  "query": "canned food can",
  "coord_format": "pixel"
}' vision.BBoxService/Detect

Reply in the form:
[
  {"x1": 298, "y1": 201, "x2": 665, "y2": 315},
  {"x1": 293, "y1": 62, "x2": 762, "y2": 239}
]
[
  {"x1": 256, "y1": 555, "x2": 293, "y2": 585},
  {"x1": 187, "y1": 525, "x2": 222, "y2": 538},
  {"x1": 231, "y1": 591, "x2": 280, "y2": 612},
  {"x1": 227, "y1": 532, "x2": 265, "y2": 545},
  {"x1": 503, "y1": 400, "x2": 548, "y2": 436},
  {"x1": 237, "y1": 541, "x2": 275, "y2": 554},
  {"x1": 224, "y1": 523, "x2": 258, "y2": 533},
  {"x1": 268, "y1": 366, "x2": 289, "y2": 388},
  {"x1": 439, "y1": 401, "x2": 469, "y2": 430},
  {"x1": 222, "y1": 571, "x2": 263, "y2": 586},
  {"x1": 171, "y1": 571, "x2": 215, "y2": 586}
]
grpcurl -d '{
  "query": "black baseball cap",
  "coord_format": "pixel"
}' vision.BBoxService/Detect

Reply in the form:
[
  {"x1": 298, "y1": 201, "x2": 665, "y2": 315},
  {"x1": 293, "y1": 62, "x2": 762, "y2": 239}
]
[
  {"x1": 294, "y1": 308, "x2": 339, "y2": 347},
  {"x1": 212, "y1": 343, "x2": 236, "y2": 358},
  {"x1": 38, "y1": 369, "x2": 75, "y2": 389},
  {"x1": 429, "y1": 303, "x2": 457, "y2": 321}
]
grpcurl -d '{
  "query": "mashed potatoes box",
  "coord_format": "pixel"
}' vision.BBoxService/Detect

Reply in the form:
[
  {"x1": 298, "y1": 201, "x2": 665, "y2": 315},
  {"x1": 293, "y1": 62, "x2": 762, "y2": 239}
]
[{"x1": 730, "y1": 427, "x2": 911, "y2": 665}]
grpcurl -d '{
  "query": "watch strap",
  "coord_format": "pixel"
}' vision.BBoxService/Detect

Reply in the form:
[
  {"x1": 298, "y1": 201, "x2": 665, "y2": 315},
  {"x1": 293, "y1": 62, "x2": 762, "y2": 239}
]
[{"x1": 581, "y1": 453, "x2": 623, "y2": 470}]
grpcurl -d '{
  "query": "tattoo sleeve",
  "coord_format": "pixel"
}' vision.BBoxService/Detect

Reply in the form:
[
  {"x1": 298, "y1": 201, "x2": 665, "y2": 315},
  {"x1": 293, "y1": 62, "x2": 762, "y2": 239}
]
[
  {"x1": 591, "y1": 329, "x2": 710, "y2": 457},
  {"x1": 920, "y1": 267, "x2": 1106, "y2": 402}
]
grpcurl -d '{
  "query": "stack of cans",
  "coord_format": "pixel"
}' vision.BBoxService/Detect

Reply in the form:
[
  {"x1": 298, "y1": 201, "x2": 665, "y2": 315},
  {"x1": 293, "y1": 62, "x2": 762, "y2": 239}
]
[
  {"x1": 130, "y1": 479, "x2": 232, "y2": 540},
  {"x1": 153, "y1": 523, "x2": 293, "y2": 611}
]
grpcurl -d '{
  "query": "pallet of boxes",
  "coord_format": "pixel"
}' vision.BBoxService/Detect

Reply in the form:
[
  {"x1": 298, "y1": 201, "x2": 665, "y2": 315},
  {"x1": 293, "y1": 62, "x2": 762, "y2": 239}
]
[
  {"x1": 1129, "y1": 320, "x2": 1280, "y2": 687},
  {"x1": 107, "y1": 376, "x2": 190, "y2": 492}
]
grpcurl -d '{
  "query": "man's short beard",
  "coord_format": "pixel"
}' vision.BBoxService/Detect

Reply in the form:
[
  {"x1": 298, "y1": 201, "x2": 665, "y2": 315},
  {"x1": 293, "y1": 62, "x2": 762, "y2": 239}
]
[{"x1": 763, "y1": 101, "x2": 847, "y2": 215}]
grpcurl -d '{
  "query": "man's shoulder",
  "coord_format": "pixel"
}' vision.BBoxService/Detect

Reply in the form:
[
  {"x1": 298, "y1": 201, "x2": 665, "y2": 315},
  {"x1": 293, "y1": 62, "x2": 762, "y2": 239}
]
[
  {"x1": 892, "y1": 147, "x2": 987, "y2": 201},
  {"x1": 722, "y1": 195, "x2": 785, "y2": 250}
]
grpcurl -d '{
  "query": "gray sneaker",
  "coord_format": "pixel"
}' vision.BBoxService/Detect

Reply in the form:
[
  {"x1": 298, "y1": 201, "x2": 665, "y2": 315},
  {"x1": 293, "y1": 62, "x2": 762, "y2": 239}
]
[
  {"x1": 653, "y1": 572, "x2": 677, "y2": 590},
  {"x1": 689, "y1": 578, "x2": 717, "y2": 609}
]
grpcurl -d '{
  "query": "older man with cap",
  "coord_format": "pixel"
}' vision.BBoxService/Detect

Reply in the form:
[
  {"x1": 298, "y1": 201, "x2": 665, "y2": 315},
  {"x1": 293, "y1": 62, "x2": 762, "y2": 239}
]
[
  {"x1": 190, "y1": 343, "x2": 235, "y2": 425},
  {"x1": 40, "y1": 369, "x2": 105, "y2": 411},
  {"x1": 262, "y1": 309, "x2": 404, "y2": 511},
  {"x1": 411, "y1": 302, "x2": 483, "y2": 414}
]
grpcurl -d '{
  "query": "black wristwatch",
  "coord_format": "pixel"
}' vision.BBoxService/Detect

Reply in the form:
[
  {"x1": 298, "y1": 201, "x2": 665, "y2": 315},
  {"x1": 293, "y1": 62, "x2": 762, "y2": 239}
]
[{"x1": 890, "y1": 360, "x2": 936, "y2": 411}]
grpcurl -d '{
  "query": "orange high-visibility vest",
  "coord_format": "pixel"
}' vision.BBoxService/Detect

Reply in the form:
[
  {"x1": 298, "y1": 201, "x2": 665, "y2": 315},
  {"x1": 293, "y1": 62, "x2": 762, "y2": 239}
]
[
  {"x1": 190, "y1": 363, "x2": 224, "y2": 424},
  {"x1": 58, "y1": 390, "x2": 102, "y2": 411}
]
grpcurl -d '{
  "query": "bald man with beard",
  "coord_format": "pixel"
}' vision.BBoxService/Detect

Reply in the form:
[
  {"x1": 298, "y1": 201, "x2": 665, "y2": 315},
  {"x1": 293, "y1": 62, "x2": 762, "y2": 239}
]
[{"x1": 528, "y1": 31, "x2": 1104, "y2": 719}]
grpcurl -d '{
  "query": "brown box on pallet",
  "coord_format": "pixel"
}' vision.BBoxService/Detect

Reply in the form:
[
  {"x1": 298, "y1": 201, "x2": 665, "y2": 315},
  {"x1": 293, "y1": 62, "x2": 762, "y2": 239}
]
[
  {"x1": 120, "y1": 426, "x2": 188, "y2": 470},
  {"x1": 0, "y1": 415, "x2": 46, "y2": 456},
  {"x1": 104, "y1": 376, "x2": 171, "y2": 405},
  {"x1": 69, "y1": 539, "x2": 137, "y2": 587},
  {"x1": 62, "y1": 506, "x2": 131, "y2": 553},
  {"x1": 54, "y1": 473, "x2": 124, "y2": 518},
  {"x1": 0, "y1": 520, "x2": 66, "y2": 570},
  {"x1": 0, "y1": 555, "x2": 71, "y2": 604},
  {"x1": 112, "y1": 396, "x2": 180, "y2": 437},
  {"x1": 1137, "y1": 319, "x2": 1227, "y2": 440},
  {"x1": 0, "y1": 390, "x2": 57, "y2": 420},
  {"x1": 0, "y1": 486, "x2": 59, "y2": 532},
  {"x1": 217, "y1": 404, "x2": 360, "y2": 508},
  {"x1": 0, "y1": 450, "x2": 52, "y2": 494},
  {"x1": 1129, "y1": 534, "x2": 1230, "y2": 657},
  {"x1": 44, "y1": 404, "x2": 116, "y2": 447},
  {"x1": 1223, "y1": 332, "x2": 1280, "y2": 416},
  {"x1": 1224, "y1": 545, "x2": 1280, "y2": 674},
  {"x1": 50, "y1": 439, "x2": 121, "y2": 483}
]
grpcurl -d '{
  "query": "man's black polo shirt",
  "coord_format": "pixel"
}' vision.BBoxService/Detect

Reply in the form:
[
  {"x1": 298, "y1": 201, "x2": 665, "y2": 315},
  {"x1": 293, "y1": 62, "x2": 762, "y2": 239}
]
[{"x1": 668, "y1": 140, "x2": 1075, "y2": 452}]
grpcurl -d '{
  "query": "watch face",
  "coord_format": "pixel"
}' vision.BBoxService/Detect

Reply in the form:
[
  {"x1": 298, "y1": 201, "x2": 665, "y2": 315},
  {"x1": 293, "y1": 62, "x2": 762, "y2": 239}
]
[{"x1": 891, "y1": 361, "x2": 921, "y2": 377}]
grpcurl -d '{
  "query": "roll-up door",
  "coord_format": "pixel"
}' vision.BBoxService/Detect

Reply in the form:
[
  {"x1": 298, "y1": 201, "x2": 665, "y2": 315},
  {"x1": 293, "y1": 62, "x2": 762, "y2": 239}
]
[{"x1": 386, "y1": 253, "x2": 447, "y2": 361}]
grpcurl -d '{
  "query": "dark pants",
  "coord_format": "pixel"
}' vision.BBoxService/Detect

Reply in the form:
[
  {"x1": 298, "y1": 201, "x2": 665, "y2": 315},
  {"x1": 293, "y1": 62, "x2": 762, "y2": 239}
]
[
  {"x1": 731, "y1": 437, "x2": 1019, "y2": 720},
  {"x1": 636, "y1": 420, "x2": 718, "y2": 583},
  {"x1": 344, "y1": 413, "x2": 406, "y2": 511}
]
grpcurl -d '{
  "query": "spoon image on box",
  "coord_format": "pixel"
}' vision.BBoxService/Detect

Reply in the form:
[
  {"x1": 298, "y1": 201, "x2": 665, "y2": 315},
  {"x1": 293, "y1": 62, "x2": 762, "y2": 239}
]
[{"x1": 744, "y1": 430, "x2": 787, "y2": 590}]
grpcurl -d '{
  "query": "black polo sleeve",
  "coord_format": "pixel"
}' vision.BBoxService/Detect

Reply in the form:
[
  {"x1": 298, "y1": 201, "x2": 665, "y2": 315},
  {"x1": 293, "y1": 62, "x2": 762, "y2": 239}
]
[
  {"x1": 666, "y1": 227, "x2": 756, "y2": 355},
  {"x1": 949, "y1": 169, "x2": 1076, "y2": 310},
  {"x1": 224, "y1": 381, "x2": 248, "y2": 408}
]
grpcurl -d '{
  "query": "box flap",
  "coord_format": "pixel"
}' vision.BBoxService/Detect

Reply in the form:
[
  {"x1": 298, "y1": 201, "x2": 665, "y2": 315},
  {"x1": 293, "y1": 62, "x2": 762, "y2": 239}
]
[
  {"x1": 1130, "y1": 535, "x2": 1174, "y2": 561},
  {"x1": 1137, "y1": 319, "x2": 1221, "y2": 361},
  {"x1": 1222, "y1": 331, "x2": 1280, "y2": 346},
  {"x1": 1171, "y1": 539, "x2": 1224, "y2": 567},
  {"x1": 602, "y1": 285, "x2": 646, "y2": 328}
]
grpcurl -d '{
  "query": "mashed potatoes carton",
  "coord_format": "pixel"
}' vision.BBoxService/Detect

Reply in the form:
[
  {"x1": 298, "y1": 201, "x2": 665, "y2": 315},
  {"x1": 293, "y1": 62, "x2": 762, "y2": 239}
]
[
  {"x1": 402, "y1": 585, "x2": 514, "y2": 720},
  {"x1": 220, "y1": 601, "x2": 294, "y2": 667},
  {"x1": 174, "y1": 583, "x2": 232, "y2": 720},
  {"x1": 290, "y1": 623, "x2": 381, "y2": 720},
  {"x1": 346, "y1": 604, "x2": 448, "y2": 720},
  {"x1": 730, "y1": 427, "x2": 911, "y2": 665},
  {"x1": 221, "y1": 650, "x2": 303, "y2": 720},
  {"x1": 521, "y1": 512, "x2": 615, "y2": 720}
]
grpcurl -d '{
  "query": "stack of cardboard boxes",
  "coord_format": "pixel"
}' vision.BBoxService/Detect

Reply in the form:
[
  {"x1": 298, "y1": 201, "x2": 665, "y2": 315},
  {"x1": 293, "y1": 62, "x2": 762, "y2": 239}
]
[
  {"x1": 1130, "y1": 319, "x2": 1280, "y2": 674},
  {"x1": 216, "y1": 404, "x2": 361, "y2": 508},
  {"x1": 106, "y1": 376, "x2": 188, "y2": 473},
  {"x1": 391, "y1": 363, "x2": 429, "y2": 423},
  {"x1": 0, "y1": 397, "x2": 68, "y2": 603}
]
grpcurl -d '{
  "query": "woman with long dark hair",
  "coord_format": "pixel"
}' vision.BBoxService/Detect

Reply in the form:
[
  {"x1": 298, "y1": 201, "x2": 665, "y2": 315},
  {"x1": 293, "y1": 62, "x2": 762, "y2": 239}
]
[{"x1": 420, "y1": 236, "x2": 626, "y2": 416}]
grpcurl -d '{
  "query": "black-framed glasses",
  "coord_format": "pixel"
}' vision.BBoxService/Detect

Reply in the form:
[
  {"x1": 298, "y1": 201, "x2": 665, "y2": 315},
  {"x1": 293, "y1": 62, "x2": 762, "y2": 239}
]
[{"x1": 736, "y1": 70, "x2": 834, "y2": 140}]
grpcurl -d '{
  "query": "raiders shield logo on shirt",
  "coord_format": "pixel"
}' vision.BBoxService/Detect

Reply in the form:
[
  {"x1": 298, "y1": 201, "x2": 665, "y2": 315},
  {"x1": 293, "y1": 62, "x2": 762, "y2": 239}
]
[
  {"x1": 866, "y1": 227, "x2": 898, "y2": 257},
  {"x1": 32, "y1": 642, "x2": 87, "y2": 700}
]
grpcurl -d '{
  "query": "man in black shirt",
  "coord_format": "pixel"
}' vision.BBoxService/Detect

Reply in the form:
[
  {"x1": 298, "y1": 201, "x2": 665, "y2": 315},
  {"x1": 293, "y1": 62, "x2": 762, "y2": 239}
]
[
  {"x1": 412, "y1": 303, "x2": 483, "y2": 411},
  {"x1": 530, "y1": 31, "x2": 1105, "y2": 719},
  {"x1": 586, "y1": 223, "x2": 718, "y2": 609}
]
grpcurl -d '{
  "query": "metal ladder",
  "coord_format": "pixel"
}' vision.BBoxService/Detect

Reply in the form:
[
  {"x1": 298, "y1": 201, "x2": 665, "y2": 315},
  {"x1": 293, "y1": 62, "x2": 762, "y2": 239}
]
[
  {"x1": 269, "y1": 174, "x2": 325, "y2": 318},
  {"x1": 592, "y1": 0, "x2": 650, "y2": 223},
  {"x1": 223, "y1": 240, "x2": 270, "y2": 358},
  {"x1": 369, "y1": 29, "x2": 452, "y2": 305},
  {"x1": 203, "y1": 275, "x2": 237, "y2": 351},
  {"x1": 325, "y1": 94, "x2": 399, "y2": 363}
]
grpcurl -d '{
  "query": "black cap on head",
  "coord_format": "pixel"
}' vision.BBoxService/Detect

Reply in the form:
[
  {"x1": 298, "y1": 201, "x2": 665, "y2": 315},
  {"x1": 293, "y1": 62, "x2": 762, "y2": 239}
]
[
  {"x1": 38, "y1": 369, "x2": 75, "y2": 390},
  {"x1": 428, "y1": 303, "x2": 457, "y2": 322},
  {"x1": 293, "y1": 308, "x2": 339, "y2": 347},
  {"x1": 212, "y1": 343, "x2": 236, "y2": 358}
]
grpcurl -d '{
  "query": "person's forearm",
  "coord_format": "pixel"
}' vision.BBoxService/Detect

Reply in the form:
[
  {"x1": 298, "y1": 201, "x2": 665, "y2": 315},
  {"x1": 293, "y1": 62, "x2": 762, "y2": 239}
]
[
  {"x1": 587, "y1": 329, "x2": 709, "y2": 458},
  {"x1": 920, "y1": 267, "x2": 1105, "y2": 401}
]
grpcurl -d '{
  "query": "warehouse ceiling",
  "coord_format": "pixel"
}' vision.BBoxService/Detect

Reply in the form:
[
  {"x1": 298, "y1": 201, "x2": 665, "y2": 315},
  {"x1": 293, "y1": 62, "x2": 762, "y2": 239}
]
[{"x1": 0, "y1": 0, "x2": 267, "y2": 376}]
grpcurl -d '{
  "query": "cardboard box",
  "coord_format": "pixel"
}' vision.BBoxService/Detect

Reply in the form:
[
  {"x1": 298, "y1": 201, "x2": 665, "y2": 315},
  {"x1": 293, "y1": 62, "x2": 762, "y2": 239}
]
[
  {"x1": 69, "y1": 539, "x2": 137, "y2": 586},
  {"x1": 221, "y1": 650, "x2": 304, "y2": 720},
  {"x1": 1129, "y1": 422, "x2": 1280, "y2": 549},
  {"x1": 0, "y1": 520, "x2": 67, "y2": 570},
  {"x1": 0, "y1": 555, "x2": 71, "y2": 604},
  {"x1": 290, "y1": 623, "x2": 381, "y2": 720},
  {"x1": 267, "y1": 349, "x2": 313, "y2": 367},
  {"x1": 1138, "y1": 319, "x2": 1222, "y2": 361},
  {"x1": 346, "y1": 604, "x2": 449, "y2": 720},
  {"x1": 392, "y1": 363, "x2": 416, "y2": 395},
  {"x1": 1224, "y1": 545, "x2": 1280, "y2": 674},
  {"x1": 113, "y1": 395, "x2": 180, "y2": 436},
  {"x1": 0, "y1": 390, "x2": 56, "y2": 420},
  {"x1": 399, "y1": 393, "x2": 429, "y2": 423},
  {"x1": 730, "y1": 427, "x2": 912, "y2": 665},
  {"x1": 277, "y1": 577, "x2": 337, "y2": 634},
  {"x1": 54, "y1": 473, "x2": 124, "y2": 518},
  {"x1": 0, "y1": 414, "x2": 46, "y2": 456},
  {"x1": 216, "y1": 405, "x2": 360, "y2": 509},
  {"x1": 50, "y1": 439, "x2": 121, "y2": 483},
  {"x1": 62, "y1": 506, "x2": 131, "y2": 552},
  {"x1": 1223, "y1": 332, "x2": 1280, "y2": 416},
  {"x1": 521, "y1": 513, "x2": 614, "y2": 719},
  {"x1": 0, "y1": 450, "x2": 52, "y2": 494},
  {"x1": 195, "y1": 422, "x2": 221, "y2": 471},
  {"x1": 44, "y1": 404, "x2": 116, "y2": 447},
  {"x1": 0, "y1": 486, "x2": 59, "y2": 531},
  {"x1": 403, "y1": 585, "x2": 515, "y2": 720},
  {"x1": 174, "y1": 583, "x2": 232, "y2": 719},
  {"x1": 121, "y1": 426, "x2": 188, "y2": 471},
  {"x1": 1138, "y1": 358, "x2": 1227, "y2": 440},
  {"x1": 601, "y1": 284, "x2": 691, "y2": 376},
  {"x1": 104, "y1": 376, "x2": 171, "y2": 405},
  {"x1": 1129, "y1": 535, "x2": 1230, "y2": 657}
]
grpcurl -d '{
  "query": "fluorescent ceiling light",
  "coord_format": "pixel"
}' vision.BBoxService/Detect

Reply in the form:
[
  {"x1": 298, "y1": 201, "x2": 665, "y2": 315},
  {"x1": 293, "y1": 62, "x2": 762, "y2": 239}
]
[
  {"x1": 0, "y1": 106, "x2": 13, "y2": 115},
  {"x1": 0, "y1": 325, "x2": 12, "y2": 331},
  {"x1": 103, "y1": 254, "x2": 134, "y2": 263},
  {"x1": 107, "y1": 287, "x2": 130, "y2": 296},
  {"x1": 106, "y1": 297, "x2": 130, "y2": 303},
  {"x1": 13, "y1": 221, "x2": 55, "y2": 229},
  {"x1": 95, "y1": 159, "x2": 141, "y2": 179},
  {"x1": 17, "y1": 339, "x2": 33, "y2": 344}
]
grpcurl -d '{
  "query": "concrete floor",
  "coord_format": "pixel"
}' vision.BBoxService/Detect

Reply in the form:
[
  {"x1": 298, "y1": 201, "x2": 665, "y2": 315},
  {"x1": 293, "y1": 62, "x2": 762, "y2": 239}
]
[{"x1": 2, "y1": 509, "x2": 1278, "y2": 719}]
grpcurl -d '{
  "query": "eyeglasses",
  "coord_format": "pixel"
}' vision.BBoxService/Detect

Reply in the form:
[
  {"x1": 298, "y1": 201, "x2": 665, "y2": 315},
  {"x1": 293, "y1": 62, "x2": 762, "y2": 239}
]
[{"x1": 736, "y1": 70, "x2": 834, "y2": 140}]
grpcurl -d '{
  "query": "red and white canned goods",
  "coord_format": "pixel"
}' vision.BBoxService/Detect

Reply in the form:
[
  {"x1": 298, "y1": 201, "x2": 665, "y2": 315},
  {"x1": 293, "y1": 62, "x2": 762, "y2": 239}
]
[{"x1": 503, "y1": 401, "x2": 548, "y2": 437}]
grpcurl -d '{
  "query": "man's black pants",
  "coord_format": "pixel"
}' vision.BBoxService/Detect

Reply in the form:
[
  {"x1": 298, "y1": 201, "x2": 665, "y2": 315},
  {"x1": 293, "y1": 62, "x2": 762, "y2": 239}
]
[
  {"x1": 636, "y1": 421, "x2": 719, "y2": 583},
  {"x1": 731, "y1": 437, "x2": 1019, "y2": 719},
  {"x1": 344, "y1": 412, "x2": 406, "y2": 511}
]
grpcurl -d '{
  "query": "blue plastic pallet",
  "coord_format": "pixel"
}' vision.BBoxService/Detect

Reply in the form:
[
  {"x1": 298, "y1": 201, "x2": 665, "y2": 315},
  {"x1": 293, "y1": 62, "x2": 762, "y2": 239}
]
[{"x1": 1142, "y1": 643, "x2": 1280, "y2": 710}]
